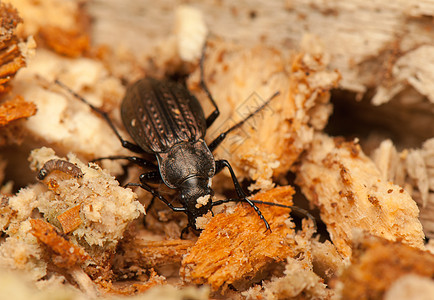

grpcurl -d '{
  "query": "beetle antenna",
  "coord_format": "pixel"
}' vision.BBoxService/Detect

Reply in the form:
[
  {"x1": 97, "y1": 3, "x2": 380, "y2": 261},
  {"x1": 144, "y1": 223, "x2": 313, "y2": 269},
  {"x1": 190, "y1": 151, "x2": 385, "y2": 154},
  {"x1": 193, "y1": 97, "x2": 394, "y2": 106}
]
[{"x1": 54, "y1": 79, "x2": 145, "y2": 154}]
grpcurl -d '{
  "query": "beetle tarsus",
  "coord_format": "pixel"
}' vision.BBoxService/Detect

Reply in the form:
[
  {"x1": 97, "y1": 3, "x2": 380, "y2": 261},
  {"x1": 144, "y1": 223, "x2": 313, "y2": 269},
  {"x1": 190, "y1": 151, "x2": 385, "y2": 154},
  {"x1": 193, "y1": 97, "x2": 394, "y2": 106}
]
[
  {"x1": 214, "y1": 159, "x2": 272, "y2": 231},
  {"x1": 213, "y1": 198, "x2": 317, "y2": 231},
  {"x1": 244, "y1": 197, "x2": 271, "y2": 232}
]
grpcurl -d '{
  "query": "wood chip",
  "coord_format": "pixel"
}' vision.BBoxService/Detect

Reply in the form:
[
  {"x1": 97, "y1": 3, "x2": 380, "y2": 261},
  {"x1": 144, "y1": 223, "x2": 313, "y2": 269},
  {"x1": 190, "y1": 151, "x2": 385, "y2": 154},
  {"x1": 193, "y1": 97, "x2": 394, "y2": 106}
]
[
  {"x1": 29, "y1": 219, "x2": 90, "y2": 268},
  {"x1": 38, "y1": 25, "x2": 90, "y2": 57},
  {"x1": 57, "y1": 205, "x2": 82, "y2": 234},
  {"x1": 0, "y1": 96, "x2": 37, "y2": 126},
  {"x1": 0, "y1": 3, "x2": 28, "y2": 94},
  {"x1": 180, "y1": 186, "x2": 314, "y2": 291},
  {"x1": 295, "y1": 133, "x2": 425, "y2": 257},
  {"x1": 114, "y1": 235, "x2": 194, "y2": 272},
  {"x1": 101, "y1": 269, "x2": 166, "y2": 295}
]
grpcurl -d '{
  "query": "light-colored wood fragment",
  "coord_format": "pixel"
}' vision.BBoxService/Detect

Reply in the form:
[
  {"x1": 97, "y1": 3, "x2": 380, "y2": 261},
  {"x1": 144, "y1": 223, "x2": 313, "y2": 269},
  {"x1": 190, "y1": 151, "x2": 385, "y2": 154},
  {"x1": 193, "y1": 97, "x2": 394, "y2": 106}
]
[
  {"x1": 70, "y1": 267, "x2": 99, "y2": 298},
  {"x1": 295, "y1": 133, "x2": 425, "y2": 257},
  {"x1": 28, "y1": 147, "x2": 144, "y2": 252},
  {"x1": 10, "y1": 50, "x2": 128, "y2": 175},
  {"x1": 87, "y1": 0, "x2": 434, "y2": 103},
  {"x1": 372, "y1": 138, "x2": 434, "y2": 238},
  {"x1": 57, "y1": 205, "x2": 82, "y2": 234},
  {"x1": 339, "y1": 233, "x2": 434, "y2": 300},
  {"x1": 3, "y1": 0, "x2": 81, "y2": 38},
  {"x1": 384, "y1": 274, "x2": 434, "y2": 300},
  {"x1": 188, "y1": 38, "x2": 339, "y2": 190},
  {"x1": 243, "y1": 257, "x2": 333, "y2": 300},
  {"x1": 311, "y1": 239, "x2": 344, "y2": 282}
]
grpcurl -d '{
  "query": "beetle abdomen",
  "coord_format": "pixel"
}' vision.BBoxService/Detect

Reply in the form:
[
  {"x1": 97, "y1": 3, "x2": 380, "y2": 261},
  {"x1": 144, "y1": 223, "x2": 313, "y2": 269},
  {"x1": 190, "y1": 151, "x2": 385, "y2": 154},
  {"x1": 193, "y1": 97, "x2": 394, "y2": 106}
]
[{"x1": 121, "y1": 78, "x2": 207, "y2": 153}]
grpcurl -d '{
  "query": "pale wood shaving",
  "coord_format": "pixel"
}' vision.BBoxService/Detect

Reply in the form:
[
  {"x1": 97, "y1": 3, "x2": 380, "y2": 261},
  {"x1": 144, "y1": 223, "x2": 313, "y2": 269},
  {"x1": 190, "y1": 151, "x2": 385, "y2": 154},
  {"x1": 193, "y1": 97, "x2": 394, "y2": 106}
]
[
  {"x1": 296, "y1": 133, "x2": 425, "y2": 257},
  {"x1": 372, "y1": 138, "x2": 434, "y2": 238}
]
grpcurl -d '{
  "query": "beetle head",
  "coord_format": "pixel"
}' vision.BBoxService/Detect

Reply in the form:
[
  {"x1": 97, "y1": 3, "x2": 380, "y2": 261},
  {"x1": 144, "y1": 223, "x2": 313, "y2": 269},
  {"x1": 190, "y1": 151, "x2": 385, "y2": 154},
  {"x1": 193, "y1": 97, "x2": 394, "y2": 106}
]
[{"x1": 179, "y1": 176, "x2": 214, "y2": 230}]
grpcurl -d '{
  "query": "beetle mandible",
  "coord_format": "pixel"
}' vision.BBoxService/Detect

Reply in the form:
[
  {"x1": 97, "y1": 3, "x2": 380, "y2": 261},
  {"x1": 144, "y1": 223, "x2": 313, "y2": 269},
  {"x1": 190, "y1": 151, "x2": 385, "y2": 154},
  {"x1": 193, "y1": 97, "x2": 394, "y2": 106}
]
[{"x1": 55, "y1": 44, "x2": 314, "y2": 234}]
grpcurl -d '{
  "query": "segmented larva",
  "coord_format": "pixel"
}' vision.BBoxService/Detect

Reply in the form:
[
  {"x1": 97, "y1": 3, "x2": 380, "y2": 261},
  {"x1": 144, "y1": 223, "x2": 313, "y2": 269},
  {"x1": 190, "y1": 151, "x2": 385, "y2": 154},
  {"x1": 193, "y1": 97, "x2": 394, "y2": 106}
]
[{"x1": 37, "y1": 159, "x2": 83, "y2": 180}]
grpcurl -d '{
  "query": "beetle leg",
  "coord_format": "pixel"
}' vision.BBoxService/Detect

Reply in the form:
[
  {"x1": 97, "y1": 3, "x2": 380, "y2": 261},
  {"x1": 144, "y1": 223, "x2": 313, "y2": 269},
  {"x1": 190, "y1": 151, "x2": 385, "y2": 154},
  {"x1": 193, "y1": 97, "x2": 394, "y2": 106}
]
[
  {"x1": 92, "y1": 155, "x2": 158, "y2": 169},
  {"x1": 214, "y1": 160, "x2": 270, "y2": 232},
  {"x1": 55, "y1": 80, "x2": 145, "y2": 154},
  {"x1": 142, "y1": 195, "x2": 156, "y2": 230},
  {"x1": 180, "y1": 226, "x2": 190, "y2": 239},
  {"x1": 214, "y1": 160, "x2": 247, "y2": 197},
  {"x1": 146, "y1": 196, "x2": 156, "y2": 211},
  {"x1": 136, "y1": 172, "x2": 162, "y2": 228},
  {"x1": 212, "y1": 198, "x2": 317, "y2": 231},
  {"x1": 208, "y1": 91, "x2": 280, "y2": 152},
  {"x1": 135, "y1": 177, "x2": 169, "y2": 230},
  {"x1": 199, "y1": 42, "x2": 220, "y2": 128},
  {"x1": 139, "y1": 171, "x2": 163, "y2": 184},
  {"x1": 138, "y1": 172, "x2": 164, "y2": 229},
  {"x1": 125, "y1": 182, "x2": 186, "y2": 213}
]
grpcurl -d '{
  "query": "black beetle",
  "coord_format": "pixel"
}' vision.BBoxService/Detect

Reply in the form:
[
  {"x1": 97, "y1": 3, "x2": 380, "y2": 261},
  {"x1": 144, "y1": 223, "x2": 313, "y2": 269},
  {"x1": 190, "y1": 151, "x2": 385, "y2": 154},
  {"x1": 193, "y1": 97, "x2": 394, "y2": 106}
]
[{"x1": 55, "y1": 44, "x2": 315, "y2": 234}]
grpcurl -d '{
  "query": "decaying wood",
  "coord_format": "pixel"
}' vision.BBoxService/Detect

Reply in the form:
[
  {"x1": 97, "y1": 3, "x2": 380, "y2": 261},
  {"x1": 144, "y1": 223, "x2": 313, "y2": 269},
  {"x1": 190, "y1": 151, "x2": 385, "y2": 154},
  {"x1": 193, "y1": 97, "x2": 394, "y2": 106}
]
[
  {"x1": 87, "y1": 0, "x2": 434, "y2": 102},
  {"x1": 187, "y1": 39, "x2": 339, "y2": 190},
  {"x1": 0, "y1": 2, "x2": 25, "y2": 94},
  {"x1": 38, "y1": 23, "x2": 90, "y2": 58},
  {"x1": 28, "y1": 148, "x2": 144, "y2": 253},
  {"x1": 99, "y1": 269, "x2": 167, "y2": 296},
  {"x1": 88, "y1": 0, "x2": 434, "y2": 149},
  {"x1": 384, "y1": 274, "x2": 434, "y2": 300},
  {"x1": 0, "y1": 96, "x2": 36, "y2": 126},
  {"x1": 0, "y1": 2, "x2": 37, "y2": 149},
  {"x1": 372, "y1": 138, "x2": 434, "y2": 238},
  {"x1": 29, "y1": 219, "x2": 90, "y2": 268},
  {"x1": 295, "y1": 133, "x2": 425, "y2": 258},
  {"x1": 56, "y1": 205, "x2": 82, "y2": 234},
  {"x1": 112, "y1": 228, "x2": 194, "y2": 276},
  {"x1": 180, "y1": 186, "x2": 316, "y2": 292},
  {"x1": 339, "y1": 233, "x2": 434, "y2": 300},
  {"x1": 243, "y1": 256, "x2": 333, "y2": 300},
  {"x1": 0, "y1": 0, "x2": 433, "y2": 299}
]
